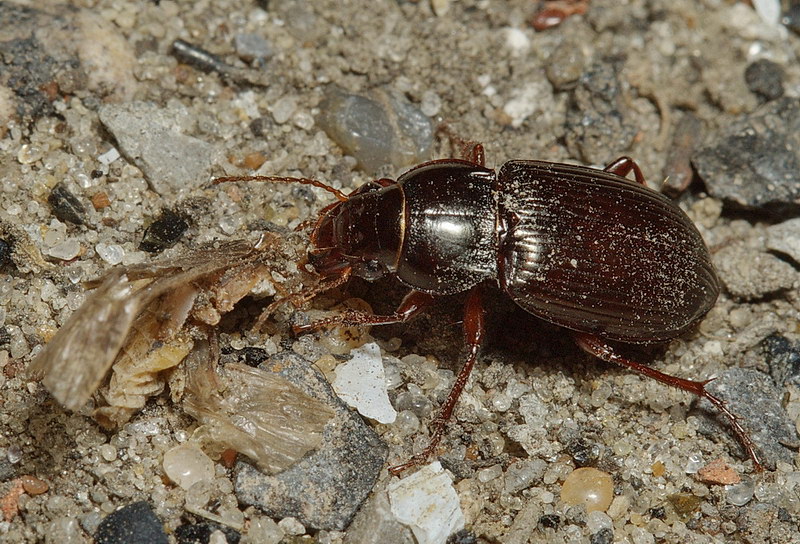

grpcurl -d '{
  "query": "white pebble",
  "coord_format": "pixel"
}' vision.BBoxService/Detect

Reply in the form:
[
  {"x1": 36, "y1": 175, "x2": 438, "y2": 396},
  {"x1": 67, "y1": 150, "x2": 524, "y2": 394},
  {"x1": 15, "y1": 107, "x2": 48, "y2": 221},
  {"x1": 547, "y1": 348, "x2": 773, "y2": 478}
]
[
  {"x1": 388, "y1": 461, "x2": 465, "y2": 544},
  {"x1": 332, "y1": 342, "x2": 397, "y2": 424},
  {"x1": 504, "y1": 27, "x2": 530, "y2": 55},
  {"x1": 95, "y1": 242, "x2": 125, "y2": 265},
  {"x1": 97, "y1": 147, "x2": 120, "y2": 165},
  {"x1": 46, "y1": 239, "x2": 81, "y2": 261}
]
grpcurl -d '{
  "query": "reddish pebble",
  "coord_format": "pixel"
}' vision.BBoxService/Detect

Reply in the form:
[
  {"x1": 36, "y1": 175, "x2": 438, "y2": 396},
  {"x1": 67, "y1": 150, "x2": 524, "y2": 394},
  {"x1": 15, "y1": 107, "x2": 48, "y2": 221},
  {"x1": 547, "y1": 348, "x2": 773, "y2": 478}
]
[
  {"x1": 91, "y1": 191, "x2": 111, "y2": 210},
  {"x1": 20, "y1": 475, "x2": 48, "y2": 495},
  {"x1": 697, "y1": 458, "x2": 740, "y2": 485}
]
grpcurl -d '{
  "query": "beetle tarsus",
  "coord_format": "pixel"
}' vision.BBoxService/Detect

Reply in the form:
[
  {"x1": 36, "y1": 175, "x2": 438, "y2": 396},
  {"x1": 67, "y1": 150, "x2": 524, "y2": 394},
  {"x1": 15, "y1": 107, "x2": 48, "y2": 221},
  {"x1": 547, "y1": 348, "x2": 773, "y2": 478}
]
[{"x1": 573, "y1": 332, "x2": 764, "y2": 472}]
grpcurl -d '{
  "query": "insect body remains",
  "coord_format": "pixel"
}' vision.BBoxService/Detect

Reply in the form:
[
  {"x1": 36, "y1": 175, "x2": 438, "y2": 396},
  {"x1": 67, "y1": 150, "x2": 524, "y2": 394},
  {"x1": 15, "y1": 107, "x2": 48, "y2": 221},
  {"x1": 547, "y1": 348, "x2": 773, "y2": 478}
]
[{"x1": 216, "y1": 142, "x2": 763, "y2": 473}]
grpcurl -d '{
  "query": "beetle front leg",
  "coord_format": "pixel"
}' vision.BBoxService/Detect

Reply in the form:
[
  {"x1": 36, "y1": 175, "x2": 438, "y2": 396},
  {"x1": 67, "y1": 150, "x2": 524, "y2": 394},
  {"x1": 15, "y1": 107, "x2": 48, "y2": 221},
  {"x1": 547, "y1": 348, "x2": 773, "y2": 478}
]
[
  {"x1": 573, "y1": 332, "x2": 764, "y2": 471},
  {"x1": 604, "y1": 156, "x2": 647, "y2": 186},
  {"x1": 292, "y1": 290, "x2": 435, "y2": 334},
  {"x1": 390, "y1": 285, "x2": 486, "y2": 474}
]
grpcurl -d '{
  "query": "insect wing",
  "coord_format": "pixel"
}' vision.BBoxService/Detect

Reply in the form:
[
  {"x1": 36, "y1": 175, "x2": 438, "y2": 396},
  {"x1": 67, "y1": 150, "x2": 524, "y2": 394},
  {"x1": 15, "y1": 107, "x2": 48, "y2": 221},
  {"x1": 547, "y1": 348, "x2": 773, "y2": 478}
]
[
  {"x1": 184, "y1": 361, "x2": 335, "y2": 474},
  {"x1": 28, "y1": 270, "x2": 146, "y2": 411}
]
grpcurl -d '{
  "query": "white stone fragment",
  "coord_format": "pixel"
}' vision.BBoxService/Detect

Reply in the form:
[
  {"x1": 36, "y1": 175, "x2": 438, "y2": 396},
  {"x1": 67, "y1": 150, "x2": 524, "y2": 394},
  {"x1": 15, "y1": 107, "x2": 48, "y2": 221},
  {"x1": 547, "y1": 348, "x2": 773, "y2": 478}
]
[
  {"x1": 332, "y1": 342, "x2": 397, "y2": 424},
  {"x1": 97, "y1": 147, "x2": 120, "y2": 165},
  {"x1": 387, "y1": 461, "x2": 465, "y2": 544},
  {"x1": 752, "y1": 0, "x2": 781, "y2": 26},
  {"x1": 504, "y1": 27, "x2": 530, "y2": 56},
  {"x1": 95, "y1": 242, "x2": 125, "y2": 265},
  {"x1": 46, "y1": 239, "x2": 81, "y2": 261}
]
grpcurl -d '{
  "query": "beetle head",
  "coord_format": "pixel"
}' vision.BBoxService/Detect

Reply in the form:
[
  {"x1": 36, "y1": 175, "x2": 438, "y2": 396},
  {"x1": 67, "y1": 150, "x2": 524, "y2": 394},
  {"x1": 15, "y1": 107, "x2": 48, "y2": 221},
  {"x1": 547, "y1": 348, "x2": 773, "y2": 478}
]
[{"x1": 309, "y1": 181, "x2": 403, "y2": 281}]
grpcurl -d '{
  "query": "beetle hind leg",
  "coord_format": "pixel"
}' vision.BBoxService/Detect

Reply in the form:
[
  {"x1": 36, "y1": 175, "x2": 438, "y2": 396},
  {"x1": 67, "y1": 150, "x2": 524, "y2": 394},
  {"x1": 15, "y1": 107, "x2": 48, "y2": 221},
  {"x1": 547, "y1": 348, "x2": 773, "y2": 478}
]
[
  {"x1": 573, "y1": 332, "x2": 764, "y2": 471},
  {"x1": 389, "y1": 286, "x2": 486, "y2": 474}
]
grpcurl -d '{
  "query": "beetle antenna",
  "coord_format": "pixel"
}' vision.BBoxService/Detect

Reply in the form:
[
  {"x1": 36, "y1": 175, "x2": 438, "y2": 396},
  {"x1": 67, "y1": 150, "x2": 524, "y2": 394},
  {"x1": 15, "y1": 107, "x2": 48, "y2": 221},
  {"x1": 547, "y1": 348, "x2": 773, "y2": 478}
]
[{"x1": 214, "y1": 175, "x2": 349, "y2": 202}]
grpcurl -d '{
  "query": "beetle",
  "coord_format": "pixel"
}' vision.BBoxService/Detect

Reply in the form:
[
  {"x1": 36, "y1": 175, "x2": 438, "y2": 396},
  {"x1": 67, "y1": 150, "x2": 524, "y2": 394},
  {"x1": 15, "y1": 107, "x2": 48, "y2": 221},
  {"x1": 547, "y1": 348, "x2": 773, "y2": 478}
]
[{"x1": 216, "y1": 141, "x2": 762, "y2": 473}]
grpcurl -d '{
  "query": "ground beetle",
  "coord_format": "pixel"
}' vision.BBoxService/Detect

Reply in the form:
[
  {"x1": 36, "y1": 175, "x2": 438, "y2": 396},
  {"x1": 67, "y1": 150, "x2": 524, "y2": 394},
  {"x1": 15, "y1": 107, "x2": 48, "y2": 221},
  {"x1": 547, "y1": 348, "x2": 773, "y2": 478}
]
[{"x1": 217, "y1": 141, "x2": 762, "y2": 473}]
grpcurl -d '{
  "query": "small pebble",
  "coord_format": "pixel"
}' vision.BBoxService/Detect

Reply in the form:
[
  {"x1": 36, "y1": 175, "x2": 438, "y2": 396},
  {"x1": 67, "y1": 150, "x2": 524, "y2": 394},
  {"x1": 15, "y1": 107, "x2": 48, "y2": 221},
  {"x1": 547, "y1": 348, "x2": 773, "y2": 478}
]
[
  {"x1": 139, "y1": 209, "x2": 188, "y2": 253},
  {"x1": 244, "y1": 516, "x2": 284, "y2": 544},
  {"x1": 666, "y1": 493, "x2": 702, "y2": 516},
  {"x1": 48, "y1": 183, "x2": 87, "y2": 225},
  {"x1": 697, "y1": 458, "x2": 740, "y2": 485},
  {"x1": 20, "y1": 475, "x2": 49, "y2": 495},
  {"x1": 99, "y1": 444, "x2": 117, "y2": 462},
  {"x1": 95, "y1": 243, "x2": 125, "y2": 265},
  {"x1": 332, "y1": 342, "x2": 397, "y2": 424},
  {"x1": 684, "y1": 453, "x2": 704, "y2": 474},
  {"x1": 744, "y1": 59, "x2": 784, "y2": 101},
  {"x1": 725, "y1": 479, "x2": 755, "y2": 506},
  {"x1": 46, "y1": 239, "x2": 81, "y2": 261},
  {"x1": 560, "y1": 467, "x2": 614, "y2": 513},
  {"x1": 95, "y1": 501, "x2": 168, "y2": 544},
  {"x1": 387, "y1": 461, "x2": 465, "y2": 544},
  {"x1": 162, "y1": 444, "x2": 215, "y2": 490},
  {"x1": 278, "y1": 517, "x2": 305, "y2": 536}
]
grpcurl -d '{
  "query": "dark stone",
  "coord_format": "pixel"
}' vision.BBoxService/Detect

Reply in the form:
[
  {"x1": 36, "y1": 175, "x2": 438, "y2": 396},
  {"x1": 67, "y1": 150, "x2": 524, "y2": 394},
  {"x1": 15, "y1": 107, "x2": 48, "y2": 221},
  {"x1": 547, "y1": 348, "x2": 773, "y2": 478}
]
[
  {"x1": 648, "y1": 506, "x2": 666, "y2": 520},
  {"x1": 744, "y1": 59, "x2": 784, "y2": 102},
  {"x1": 696, "y1": 368, "x2": 798, "y2": 469},
  {"x1": 761, "y1": 333, "x2": 800, "y2": 387},
  {"x1": 139, "y1": 208, "x2": 189, "y2": 252},
  {"x1": 538, "y1": 514, "x2": 561, "y2": 529},
  {"x1": 0, "y1": 326, "x2": 9, "y2": 346},
  {"x1": 0, "y1": 239, "x2": 11, "y2": 267},
  {"x1": 48, "y1": 183, "x2": 87, "y2": 225},
  {"x1": 446, "y1": 529, "x2": 477, "y2": 544},
  {"x1": 175, "y1": 521, "x2": 240, "y2": 544},
  {"x1": 94, "y1": 501, "x2": 168, "y2": 544},
  {"x1": 249, "y1": 116, "x2": 274, "y2": 138},
  {"x1": 566, "y1": 437, "x2": 601, "y2": 467},
  {"x1": 564, "y1": 61, "x2": 637, "y2": 165},
  {"x1": 589, "y1": 528, "x2": 614, "y2": 544},
  {"x1": 692, "y1": 97, "x2": 800, "y2": 214},
  {"x1": 234, "y1": 351, "x2": 388, "y2": 531}
]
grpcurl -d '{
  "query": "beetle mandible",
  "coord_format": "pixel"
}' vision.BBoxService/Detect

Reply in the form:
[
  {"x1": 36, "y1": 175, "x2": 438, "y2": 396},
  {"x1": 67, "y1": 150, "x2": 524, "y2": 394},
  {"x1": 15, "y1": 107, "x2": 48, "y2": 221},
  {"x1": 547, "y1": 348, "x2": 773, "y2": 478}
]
[{"x1": 216, "y1": 141, "x2": 762, "y2": 473}]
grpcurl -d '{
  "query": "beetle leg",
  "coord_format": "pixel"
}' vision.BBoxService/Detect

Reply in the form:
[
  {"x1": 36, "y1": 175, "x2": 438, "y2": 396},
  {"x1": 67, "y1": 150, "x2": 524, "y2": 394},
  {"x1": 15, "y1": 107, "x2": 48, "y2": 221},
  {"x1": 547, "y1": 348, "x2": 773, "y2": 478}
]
[
  {"x1": 436, "y1": 123, "x2": 486, "y2": 166},
  {"x1": 389, "y1": 286, "x2": 486, "y2": 474},
  {"x1": 604, "y1": 156, "x2": 647, "y2": 186},
  {"x1": 573, "y1": 332, "x2": 764, "y2": 471},
  {"x1": 253, "y1": 269, "x2": 353, "y2": 331},
  {"x1": 292, "y1": 290, "x2": 435, "y2": 334}
]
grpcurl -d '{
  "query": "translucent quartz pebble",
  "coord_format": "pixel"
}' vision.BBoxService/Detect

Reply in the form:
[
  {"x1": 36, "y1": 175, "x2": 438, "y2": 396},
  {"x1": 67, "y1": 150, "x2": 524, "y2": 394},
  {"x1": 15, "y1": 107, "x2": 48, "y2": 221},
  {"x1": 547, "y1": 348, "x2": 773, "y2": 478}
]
[
  {"x1": 162, "y1": 443, "x2": 215, "y2": 490},
  {"x1": 317, "y1": 86, "x2": 434, "y2": 174},
  {"x1": 560, "y1": 467, "x2": 614, "y2": 513}
]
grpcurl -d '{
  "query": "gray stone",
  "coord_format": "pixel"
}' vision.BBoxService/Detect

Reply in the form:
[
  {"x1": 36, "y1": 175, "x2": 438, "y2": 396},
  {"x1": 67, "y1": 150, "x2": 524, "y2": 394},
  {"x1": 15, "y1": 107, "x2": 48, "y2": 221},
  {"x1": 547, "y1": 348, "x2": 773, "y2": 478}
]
[
  {"x1": 234, "y1": 352, "x2": 387, "y2": 531},
  {"x1": 693, "y1": 97, "x2": 800, "y2": 213},
  {"x1": 713, "y1": 243, "x2": 796, "y2": 300},
  {"x1": 697, "y1": 368, "x2": 798, "y2": 469},
  {"x1": 98, "y1": 102, "x2": 217, "y2": 195}
]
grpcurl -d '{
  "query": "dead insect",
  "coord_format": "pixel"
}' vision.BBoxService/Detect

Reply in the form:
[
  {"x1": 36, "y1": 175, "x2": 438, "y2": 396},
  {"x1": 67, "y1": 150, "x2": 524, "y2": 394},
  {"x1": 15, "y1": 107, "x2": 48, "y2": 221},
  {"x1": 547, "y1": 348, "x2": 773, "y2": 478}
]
[
  {"x1": 29, "y1": 235, "x2": 333, "y2": 472},
  {"x1": 216, "y1": 141, "x2": 762, "y2": 473}
]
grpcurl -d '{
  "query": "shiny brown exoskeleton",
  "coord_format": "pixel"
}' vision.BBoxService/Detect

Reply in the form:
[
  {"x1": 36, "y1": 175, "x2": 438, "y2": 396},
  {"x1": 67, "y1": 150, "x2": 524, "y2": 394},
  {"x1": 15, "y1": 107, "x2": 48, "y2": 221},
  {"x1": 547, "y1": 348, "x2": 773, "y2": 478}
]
[{"x1": 217, "y1": 143, "x2": 762, "y2": 473}]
